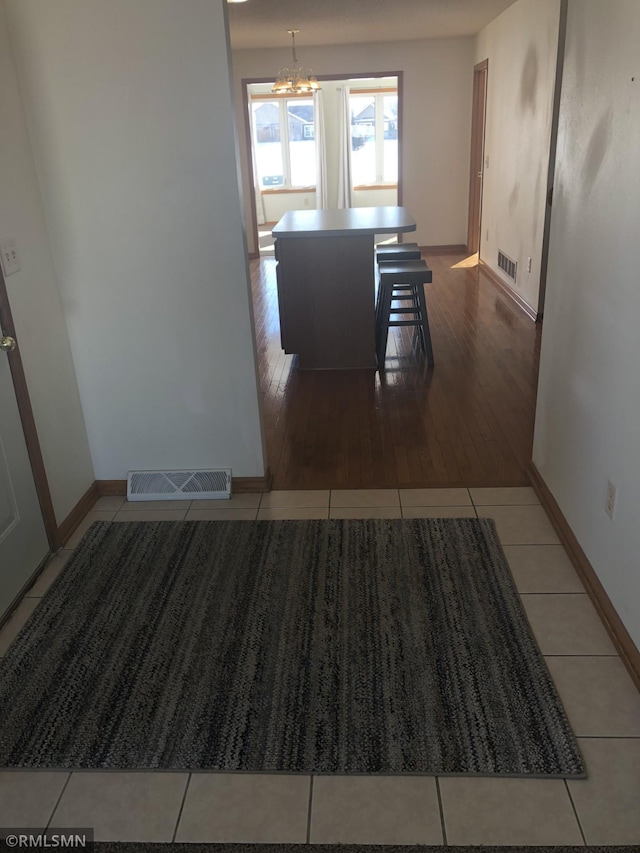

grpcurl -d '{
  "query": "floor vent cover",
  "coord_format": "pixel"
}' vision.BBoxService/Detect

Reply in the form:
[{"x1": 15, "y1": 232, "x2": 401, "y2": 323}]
[
  {"x1": 498, "y1": 250, "x2": 518, "y2": 282},
  {"x1": 127, "y1": 468, "x2": 231, "y2": 501}
]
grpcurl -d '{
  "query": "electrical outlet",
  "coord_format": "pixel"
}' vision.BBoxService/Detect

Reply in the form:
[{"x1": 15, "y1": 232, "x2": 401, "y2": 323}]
[
  {"x1": 304, "y1": 197, "x2": 310, "y2": 207},
  {"x1": 0, "y1": 238, "x2": 20, "y2": 277},
  {"x1": 605, "y1": 479, "x2": 617, "y2": 520}
]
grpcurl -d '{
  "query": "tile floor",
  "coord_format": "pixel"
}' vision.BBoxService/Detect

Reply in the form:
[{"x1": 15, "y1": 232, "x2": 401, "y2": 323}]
[{"x1": 1, "y1": 487, "x2": 639, "y2": 845}]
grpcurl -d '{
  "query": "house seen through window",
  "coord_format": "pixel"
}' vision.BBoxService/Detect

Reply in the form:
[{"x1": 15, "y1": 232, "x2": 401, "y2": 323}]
[
  {"x1": 350, "y1": 91, "x2": 398, "y2": 186},
  {"x1": 251, "y1": 98, "x2": 316, "y2": 190}
]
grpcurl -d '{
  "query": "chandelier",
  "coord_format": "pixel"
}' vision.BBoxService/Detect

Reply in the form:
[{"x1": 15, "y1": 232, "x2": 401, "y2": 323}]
[{"x1": 272, "y1": 30, "x2": 320, "y2": 94}]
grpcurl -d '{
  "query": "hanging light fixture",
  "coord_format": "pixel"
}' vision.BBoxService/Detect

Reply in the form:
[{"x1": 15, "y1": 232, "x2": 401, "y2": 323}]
[{"x1": 272, "y1": 30, "x2": 320, "y2": 94}]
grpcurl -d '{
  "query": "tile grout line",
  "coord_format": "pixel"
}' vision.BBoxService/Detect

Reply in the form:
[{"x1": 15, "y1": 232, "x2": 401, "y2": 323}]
[
  {"x1": 306, "y1": 775, "x2": 314, "y2": 844},
  {"x1": 45, "y1": 772, "x2": 72, "y2": 830},
  {"x1": 543, "y1": 653, "x2": 622, "y2": 659},
  {"x1": 578, "y1": 735, "x2": 640, "y2": 739},
  {"x1": 435, "y1": 777, "x2": 448, "y2": 846},
  {"x1": 171, "y1": 772, "x2": 192, "y2": 843},
  {"x1": 520, "y1": 592, "x2": 589, "y2": 596},
  {"x1": 564, "y1": 778, "x2": 588, "y2": 845}
]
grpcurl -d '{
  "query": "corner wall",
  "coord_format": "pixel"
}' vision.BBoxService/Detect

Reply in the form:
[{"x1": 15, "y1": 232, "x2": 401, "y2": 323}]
[
  {"x1": 476, "y1": 0, "x2": 561, "y2": 312},
  {"x1": 6, "y1": 0, "x2": 266, "y2": 481},
  {"x1": 533, "y1": 0, "x2": 640, "y2": 648},
  {"x1": 0, "y1": 0, "x2": 94, "y2": 524},
  {"x1": 233, "y1": 38, "x2": 475, "y2": 253}
]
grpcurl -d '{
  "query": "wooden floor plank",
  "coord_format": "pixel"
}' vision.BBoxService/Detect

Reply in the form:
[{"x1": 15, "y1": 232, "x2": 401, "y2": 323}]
[{"x1": 250, "y1": 252, "x2": 541, "y2": 489}]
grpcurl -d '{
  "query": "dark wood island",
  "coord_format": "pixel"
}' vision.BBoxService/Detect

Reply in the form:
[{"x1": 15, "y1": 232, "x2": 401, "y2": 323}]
[{"x1": 273, "y1": 206, "x2": 417, "y2": 369}]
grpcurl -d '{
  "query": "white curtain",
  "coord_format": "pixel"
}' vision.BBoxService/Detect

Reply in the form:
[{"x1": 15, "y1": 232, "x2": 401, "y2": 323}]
[
  {"x1": 337, "y1": 87, "x2": 353, "y2": 209},
  {"x1": 249, "y1": 112, "x2": 266, "y2": 226},
  {"x1": 313, "y1": 90, "x2": 328, "y2": 210}
]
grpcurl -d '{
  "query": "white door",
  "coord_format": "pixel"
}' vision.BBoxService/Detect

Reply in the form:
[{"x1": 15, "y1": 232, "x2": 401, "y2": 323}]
[{"x1": 0, "y1": 333, "x2": 49, "y2": 618}]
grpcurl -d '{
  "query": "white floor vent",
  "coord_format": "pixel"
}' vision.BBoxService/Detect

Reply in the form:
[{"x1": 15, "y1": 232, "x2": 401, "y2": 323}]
[{"x1": 127, "y1": 468, "x2": 231, "y2": 501}]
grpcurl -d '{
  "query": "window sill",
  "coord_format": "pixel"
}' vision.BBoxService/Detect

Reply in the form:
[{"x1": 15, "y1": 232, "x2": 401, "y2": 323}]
[
  {"x1": 353, "y1": 183, "x2": 398, "y2": 191},
  {"x1": 261, "y1": 187, "x2": 316, "y2": 195}
]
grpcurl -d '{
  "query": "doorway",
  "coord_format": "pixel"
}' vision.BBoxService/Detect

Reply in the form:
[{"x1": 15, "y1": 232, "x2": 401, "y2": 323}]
[
  {"x1": 242, "y1": 73, "x2": 403, "y2": 258},
  {"x1": 467, "y1": 60, "x2": 488, "y2": 256}
]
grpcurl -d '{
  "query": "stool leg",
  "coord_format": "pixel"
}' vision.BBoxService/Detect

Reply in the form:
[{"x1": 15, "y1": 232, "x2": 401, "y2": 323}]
[
  {"x1": 375, "y1": 270, "x2": 383, "y2": 346},
  {"x1": 409, "y1": 284, "x2": 425, "y2": 354},
  {"x1": 416, "y1": 283, "x2": 434, "y2": 365},
  {"x1": 377, "y1": 282, "x2": 393, "y2": 369}
]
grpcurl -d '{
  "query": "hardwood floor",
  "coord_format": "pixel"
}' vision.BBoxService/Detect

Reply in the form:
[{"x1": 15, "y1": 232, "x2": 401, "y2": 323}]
[{"x1": 251, "y1": 251, "x2": 541, "y2": 490}]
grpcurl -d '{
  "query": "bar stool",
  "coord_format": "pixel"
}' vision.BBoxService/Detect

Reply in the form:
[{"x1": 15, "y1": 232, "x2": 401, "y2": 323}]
[
  {"x1": 376, "y1": 259, "x2": 434, "y2": 369},
  {"x1": 375, "y1": 242, "x2": 421, "y2": 262},
  {"x1": 374, "y1": 244, "x2": 422, "y2": 336}
]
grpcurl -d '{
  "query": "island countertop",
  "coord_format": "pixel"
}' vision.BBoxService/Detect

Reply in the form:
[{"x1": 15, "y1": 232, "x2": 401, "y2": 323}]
[{"x1": 272, "y1": 206, "x2": 416, "y2": 239}]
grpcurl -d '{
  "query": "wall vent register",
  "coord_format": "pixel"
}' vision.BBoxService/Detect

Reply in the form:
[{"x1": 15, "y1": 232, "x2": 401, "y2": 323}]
[
  {"x1": 127, "y1": 469, "x2": 232, "y2": 501},
  {"x1": 498, "y1": 250, "x2": 518, "y2": 282}
]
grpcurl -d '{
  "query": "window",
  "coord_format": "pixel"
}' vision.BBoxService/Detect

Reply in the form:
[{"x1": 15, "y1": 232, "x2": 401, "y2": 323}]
[
  {"x1": 349, "y1": 91, "x2": 398, "y2": 187},
  {"x1": 251, "y1": 97, "x2": 316, "y2": 190}
]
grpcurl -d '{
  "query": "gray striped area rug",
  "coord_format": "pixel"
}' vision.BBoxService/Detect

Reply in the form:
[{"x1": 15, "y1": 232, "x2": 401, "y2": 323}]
[{"x1": 0, "y1": 518, "x2": 585, "y2": 776}]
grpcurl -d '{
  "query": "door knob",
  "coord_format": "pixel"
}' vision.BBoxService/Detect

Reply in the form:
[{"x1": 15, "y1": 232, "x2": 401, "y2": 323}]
[{"x1": 0, "y1": 336, "x2": 16, "y2": 353}]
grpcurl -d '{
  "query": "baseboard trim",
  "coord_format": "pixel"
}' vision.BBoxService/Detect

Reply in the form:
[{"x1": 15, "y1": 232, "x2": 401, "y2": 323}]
[
  {"x1": 96, "y1": 469, "x2": 273, "y2": 499},
  {"x1": 56, "y1": 482, "x2": 100, "y2": 548},
  {"x1": 528, "y1": 462, "x2": 640, "y2": 692},
  {"x1": 96, "y1": 480, "x2": 126, "y2": 496},
  {"x1": 232, "y1": 469, "x2": 273, "y2": 493},
  {"x1": 479, "y1": 259, "x2": 540, "y2": 323},
  {"x1": 419, "y1": 244, "x2": 467, "y2": 255}
]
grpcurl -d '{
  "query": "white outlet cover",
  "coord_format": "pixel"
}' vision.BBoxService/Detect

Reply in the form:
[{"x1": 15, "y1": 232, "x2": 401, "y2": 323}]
[
  {"x1": 605, "y1": 480, "x2": 617, "y2": 520},
  {"x1": 0, "y1": 238, "x2": 20, "y2": 277}
]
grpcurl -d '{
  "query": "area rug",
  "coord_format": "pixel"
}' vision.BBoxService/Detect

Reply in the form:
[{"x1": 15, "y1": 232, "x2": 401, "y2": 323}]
[{"x1": 0, "y1": 518, "x2": 585, "y2": 776}]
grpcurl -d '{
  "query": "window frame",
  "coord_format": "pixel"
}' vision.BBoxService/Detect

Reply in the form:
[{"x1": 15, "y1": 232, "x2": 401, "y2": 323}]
[
  {"x1": 349, "y1": 87, "x2": 398, "y2": 189},
  {"x1": 250, "y1": 93, "x2": 317, "y2": 193}
]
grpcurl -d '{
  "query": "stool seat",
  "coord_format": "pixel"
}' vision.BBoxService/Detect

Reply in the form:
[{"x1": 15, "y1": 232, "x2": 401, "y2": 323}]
[
  {"x1": 376, "y1": 259, "x2": 434, "y2": 369},
  {"x1": 376, "y1": 243, "x2": 421, "y2": 262},
  {"x1": 378, "y1": 259, "x2": 433, "y2": 284}
]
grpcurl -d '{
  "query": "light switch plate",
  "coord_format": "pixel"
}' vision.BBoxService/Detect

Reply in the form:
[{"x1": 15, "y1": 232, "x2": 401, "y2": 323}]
[{"x1": 0, "y1": 238, "x2": 20, "y2": 277}]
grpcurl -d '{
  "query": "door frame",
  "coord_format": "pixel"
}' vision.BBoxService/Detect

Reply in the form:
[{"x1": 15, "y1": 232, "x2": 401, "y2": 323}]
[
  {"x1": 538, "y1": 0, "x2": 568, "y2": 319},
  {"x1": 241, "y1": 70, "x2": 404, "y2": 260},
  {"x1": 0, "y1": 268, "x2": 57, "y2": 550},
  {"x1": 466, "y1": 59, "x2": 488, "y2": 256}
]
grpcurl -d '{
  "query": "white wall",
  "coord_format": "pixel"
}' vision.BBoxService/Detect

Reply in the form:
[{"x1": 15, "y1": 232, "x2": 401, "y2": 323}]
[
  {"x1": 533, "y1": 0, "x2": 640, "y2": 647},
  {"x1": 262, "y1": 193, "x2": 316, "y2": 223},
  {"x1": 0, "y1": 0, "x2": 94, "y2": 524},
  {"x1": 261, "y1": 186, "x2": 396, "y2": 223},
  {"x1": 233, "y1": 38, "x2": 475, "y2": 253},
  {"x1": 6, "y1": 0, "x2": 266, "y2": 481},
  {"x1": 476, "y1": 0, "x2": 561, "y2": 311}
]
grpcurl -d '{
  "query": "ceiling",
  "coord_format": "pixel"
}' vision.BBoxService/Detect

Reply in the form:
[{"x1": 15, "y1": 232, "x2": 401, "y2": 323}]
[{"x1": 227, "y1": 0, "x2": 518, "y2": 50}]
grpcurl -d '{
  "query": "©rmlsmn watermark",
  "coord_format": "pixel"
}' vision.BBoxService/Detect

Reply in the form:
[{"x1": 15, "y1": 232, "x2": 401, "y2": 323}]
[{"x1": 1, "y1": 829, "x2": 94, "y2": 849}]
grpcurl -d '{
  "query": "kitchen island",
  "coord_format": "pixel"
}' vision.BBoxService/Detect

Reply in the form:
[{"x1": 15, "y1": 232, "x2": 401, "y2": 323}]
[{"x1": 272, "y1": 207, "x2": 417, "y2": 369}]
